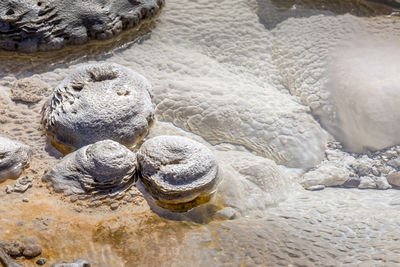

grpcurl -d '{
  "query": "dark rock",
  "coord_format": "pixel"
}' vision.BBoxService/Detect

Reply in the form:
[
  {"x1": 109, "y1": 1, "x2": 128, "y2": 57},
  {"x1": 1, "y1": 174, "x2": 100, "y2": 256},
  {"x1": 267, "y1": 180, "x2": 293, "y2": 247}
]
[
  {"x1": 36, "y1": 258, "x2": 46, "y2": 265},
  {"x1": 22, "y1": 244, "x2": 42, "y2": 258},
  {"x1": 1, "y1": 240, "x2": 24, "y2": 256},
  {"x1": 0, "y1": 0, "x2": 164, "y2": 52},
  {"x1": 342, "y1": 178, "x2": 361, "y2": 188},
  {"x1": 0, "y1": 247, "x2": 23, "y2": 267},
  {"x1": 257, "y1": 0, "x2": 397, "y2": 29}
]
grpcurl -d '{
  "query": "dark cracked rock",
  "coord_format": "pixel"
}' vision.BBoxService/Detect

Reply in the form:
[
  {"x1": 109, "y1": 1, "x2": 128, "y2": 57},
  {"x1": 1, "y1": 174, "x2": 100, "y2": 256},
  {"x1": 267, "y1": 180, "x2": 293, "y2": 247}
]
[{"x1": 0, "y1": 0, "x2": 164, "y2": 53}]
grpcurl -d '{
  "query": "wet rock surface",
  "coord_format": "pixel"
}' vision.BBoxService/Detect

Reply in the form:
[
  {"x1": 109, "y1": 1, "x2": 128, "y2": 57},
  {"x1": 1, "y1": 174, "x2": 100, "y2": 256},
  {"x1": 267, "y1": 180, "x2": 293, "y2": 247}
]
[
  {"x1": 0, "y1": 136, "x2": 32, "y2": 181},
  {"x1": 41, "y1": 63, "x2": 154, "y2": 153},
  {"x1": 0, "y1": 0, "x2": 164, "y2": 52},
  {"x1": 138, "y1": 135, "x2": 220, "y2": 208},
  {"x1": 43, "y1": 140, "x2": 137, "y2": 196}
]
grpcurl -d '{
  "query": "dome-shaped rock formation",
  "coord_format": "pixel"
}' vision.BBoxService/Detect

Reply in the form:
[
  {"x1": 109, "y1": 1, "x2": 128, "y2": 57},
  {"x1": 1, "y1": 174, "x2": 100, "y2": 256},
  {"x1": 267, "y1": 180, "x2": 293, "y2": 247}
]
[
  {"x1": 0, "y1": 0, "x2": 164, "y2": 52},
  {"x1": 43, "y1": 140, "x2": 137, "y2": 195},
  {"x1": 41, "y1": 63, "x2": 154, "y2": 153},
  {"x1": 0, "y1": 136, "x2": 32, "y2": 181},
  {"x1": 138, "y1": 135, "x2": 220, "y2": 211}
]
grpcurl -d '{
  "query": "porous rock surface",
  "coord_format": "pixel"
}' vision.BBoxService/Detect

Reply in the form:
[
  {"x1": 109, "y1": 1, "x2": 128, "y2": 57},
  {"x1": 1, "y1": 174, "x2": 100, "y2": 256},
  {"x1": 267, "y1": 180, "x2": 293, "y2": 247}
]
[
  {"x1": 41, "y1": 63, "x2": 154, "y2": 153},
  {"x1": 0, "y1": 136, "x2": 31, "y2": 181},
  {"x1": 138, "y1": 135, "x2": 220, "y2": 205},
  {"x1": 0, "y1": 0, "x2": 164, "y2": 52},
  {"x1": 43, "y1": 140, "x2": 137, "y2": 195}
]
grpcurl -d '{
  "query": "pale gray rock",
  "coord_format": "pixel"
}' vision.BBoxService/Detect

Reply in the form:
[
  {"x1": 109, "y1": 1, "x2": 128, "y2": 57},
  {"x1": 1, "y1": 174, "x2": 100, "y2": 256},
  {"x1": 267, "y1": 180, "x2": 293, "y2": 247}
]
[
  {"x1": 351, "y1": 156, "x2": 374, "y2": 177},
  {"x1": 358, "y1": 176, "x2": 376, "y2": 189},
  {"x1": 52, "y1": 259, "x2": 90, "y2": 267},
  {"x1": 43, "y1": 140, "x2": 137, "y2": 195},
  {"x1": 388, "y1": 157, "x2": 400, "y2": 169},
  {"x1": 41, "y1": 63, "x2": 154, "y2": 153},
  {"x1": 375, "y1": 176, "x2": 392, "y2": 190},
  {"x1": 301, "y1": 165, "x2": 350, "y2": 190},
  {"x1": 0, "y1": 0, "x2": 164, "y2": 52},
  {"x1": 215, "y1": 207, "x2": 238, "y2": 220},
  {"x1": 138, "y1": 135, "x2": 220, "y2": 205},
  {"x1": 0, "y1": 136, "x2": 32, "y2": 181},
  {"x1": 13, "y1": 176, "x2": 32, "y2": 193}
]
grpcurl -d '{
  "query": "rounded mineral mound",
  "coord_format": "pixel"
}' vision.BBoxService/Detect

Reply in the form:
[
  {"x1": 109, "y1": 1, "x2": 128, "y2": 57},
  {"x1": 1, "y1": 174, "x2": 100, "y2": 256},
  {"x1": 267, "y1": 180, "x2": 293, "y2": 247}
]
[
  {"x1": 0, "y1": 136, "x2": 32, "y2": 181},
  {"x1": 41, "y1": 63, "x2": 154, "y2": 153},
  {"x1": 0, "y1": 0, "x2": 164, "y2": 52},
  {"x1": 137, "y1": 135, "x2": 220, "y2": 211},
  {"x1": 43, "y1": 140, "x2": 137, "y2": 195}
]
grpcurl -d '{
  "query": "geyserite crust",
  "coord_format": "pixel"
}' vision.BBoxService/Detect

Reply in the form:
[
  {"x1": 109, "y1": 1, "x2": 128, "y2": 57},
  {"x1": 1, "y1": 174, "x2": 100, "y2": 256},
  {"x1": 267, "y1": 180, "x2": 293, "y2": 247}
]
[
  {"x1": 41, "y1": 63, "x2": 154, "y2": 153},
  {"x1": 0, "y1": 0, "x2": 164, "y2": 52},
  {"x1": 43, "y1": 140, "x2": 137, "y2": 195},
  {"x1": 138, "y1": 135, "x2": 220, "y2": 207}
]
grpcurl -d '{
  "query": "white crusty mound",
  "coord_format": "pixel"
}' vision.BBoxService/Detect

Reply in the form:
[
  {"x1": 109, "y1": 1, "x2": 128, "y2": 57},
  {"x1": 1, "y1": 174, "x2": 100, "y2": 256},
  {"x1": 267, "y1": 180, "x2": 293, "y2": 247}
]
[
  {"x1": 216, "y1": 150, "x2": 291, "y2": 217},
  {"x1": 0, "y1": 136, "x2": 32, "y2": 181},
  {"x1": 0, "y1": 0, "x2": 164, "y2": 52},
  {"x1": 272, "y1": 15, "x2": 400, "y2": 153},
  {"x1": 43, "y1": 140, "x2": 137, "y2": 195},
  {"x1": 138, "y1": 135, "x2": 220, "y2": 205},
  {"x1": 41, "y1": 63, "x2": 154, "y2": 153}
]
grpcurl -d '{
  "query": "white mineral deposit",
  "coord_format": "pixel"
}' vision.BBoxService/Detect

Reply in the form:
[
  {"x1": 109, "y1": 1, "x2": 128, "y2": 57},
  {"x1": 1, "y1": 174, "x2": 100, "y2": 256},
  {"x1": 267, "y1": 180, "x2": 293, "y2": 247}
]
[{"x1": 1, "y1": 0, "x2": 400, "y2": 266}]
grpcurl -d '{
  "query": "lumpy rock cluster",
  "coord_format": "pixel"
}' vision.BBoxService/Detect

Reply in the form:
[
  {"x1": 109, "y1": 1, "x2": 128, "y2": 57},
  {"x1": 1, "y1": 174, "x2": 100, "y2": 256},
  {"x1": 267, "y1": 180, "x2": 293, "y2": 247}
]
[{"x1": 0, "y1": 0, "x2": 164, "y2": 52}]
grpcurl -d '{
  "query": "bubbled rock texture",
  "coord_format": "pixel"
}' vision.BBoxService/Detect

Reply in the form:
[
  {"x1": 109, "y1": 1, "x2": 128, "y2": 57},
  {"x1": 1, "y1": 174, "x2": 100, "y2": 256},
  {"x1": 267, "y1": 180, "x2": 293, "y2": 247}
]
[
  {"x1": 41, "y1": 63, "x2": 154, "y2": 152},
  {"x1": 0, "y1": 136, "x2": 32, "y2": 180},
  {"x1": 43, "y1": 140, "x2": 137, "y2": 195},
  {"x1": 0, "y1": 0, "x2": 164, "y2": 52},
  {"x1": 271, "y1": 15, "x2": 400, "y2": 153},
  {"x1": 138, "y1": 135, "x2": 220, "y2": 204}
]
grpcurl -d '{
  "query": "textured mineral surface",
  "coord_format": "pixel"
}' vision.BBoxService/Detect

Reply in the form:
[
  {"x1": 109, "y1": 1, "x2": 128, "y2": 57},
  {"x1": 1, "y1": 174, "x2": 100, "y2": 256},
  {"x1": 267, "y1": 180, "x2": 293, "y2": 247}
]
[
  {"x1": 0, "y1": 136, "x2": 31, "y2": 181},
  {"x1": 0, "y1": 0, "x2": 164, "y2": 52},
  {"x1": 1, "y1": 0, "x2": 400, "y2": 266},
  {"x1": 43, "y1": 140, "x2": 137, "y2": 195},
  {"x1": 41, "y1": 63, "x2": 154, "y2": 153},
  {"x1": 138, "y1": 135, "x2": 220, "y2": 209}
]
